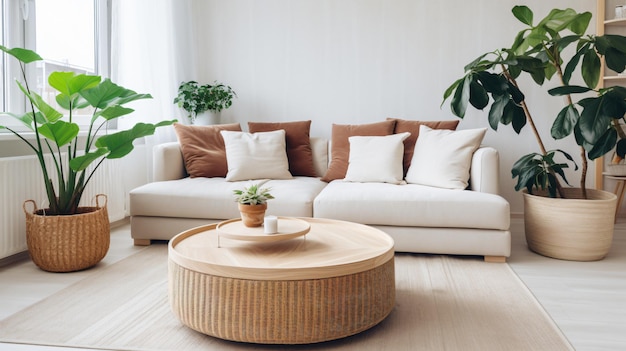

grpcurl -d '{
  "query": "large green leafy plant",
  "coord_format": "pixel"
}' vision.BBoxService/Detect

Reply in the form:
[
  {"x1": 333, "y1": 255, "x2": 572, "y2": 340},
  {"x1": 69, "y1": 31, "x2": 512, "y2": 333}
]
[
  {"x1": 0, "y1": 46, "x2": 176, "y2": 215},
  {"x1": 443, "y1": 6, "x2": 626, "y2": 198}
]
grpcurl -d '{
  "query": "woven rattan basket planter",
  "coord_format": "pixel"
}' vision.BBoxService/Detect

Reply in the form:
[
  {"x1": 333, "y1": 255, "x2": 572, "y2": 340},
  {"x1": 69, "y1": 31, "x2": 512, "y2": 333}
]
[
  {"x1": 523, "y1": 188, "x2": 616, "y2": 261},
  {"x1": 23, "y1": 194, "x2": 110, "y2": 272}
]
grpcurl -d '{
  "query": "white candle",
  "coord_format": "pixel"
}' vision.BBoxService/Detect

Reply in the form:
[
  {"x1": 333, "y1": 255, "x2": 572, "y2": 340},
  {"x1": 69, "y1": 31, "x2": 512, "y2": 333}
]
[{"x1": 264, "y1": 215, "x2": 278, "y2": 234}]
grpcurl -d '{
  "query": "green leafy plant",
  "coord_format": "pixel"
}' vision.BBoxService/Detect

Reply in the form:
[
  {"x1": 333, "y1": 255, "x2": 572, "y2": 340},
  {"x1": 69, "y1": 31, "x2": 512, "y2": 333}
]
[
  {"x1": 173, "y1": 81, "x2": 236, "y2": 123},
  {"x1": 443, "y1": 6, "x2": 626, "y2": 198},
  {"x1": 0, "y1": 46, "x2": 176, "y2": 215},
  {"x1": 233, "y1": 184, "x2": 274, "y2": 205}
]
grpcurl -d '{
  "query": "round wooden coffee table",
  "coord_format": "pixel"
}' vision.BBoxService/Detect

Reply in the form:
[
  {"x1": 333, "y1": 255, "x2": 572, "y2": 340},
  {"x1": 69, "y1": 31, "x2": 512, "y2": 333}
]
[{"x1": 168, "y1": 217, "x2": 395, "y2": 344}]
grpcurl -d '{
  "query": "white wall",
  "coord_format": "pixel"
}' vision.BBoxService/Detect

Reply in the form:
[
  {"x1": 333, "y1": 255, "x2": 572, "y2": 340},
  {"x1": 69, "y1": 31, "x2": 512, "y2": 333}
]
[{"x1": 190, "y1": 0, "x2": 597, "y2": 213}]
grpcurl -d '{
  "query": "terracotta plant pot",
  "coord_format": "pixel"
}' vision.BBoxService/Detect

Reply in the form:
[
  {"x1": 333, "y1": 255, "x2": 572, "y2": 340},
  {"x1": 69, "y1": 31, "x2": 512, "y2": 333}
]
[
  {"x1": 23, "y1": 194, "x2": 111, "y2": 272},
  {"x1": 523, "y1": 188, "x2": 616, "y2": 261},
  {"x1": 238, "y1": 203, "x2": 267, "y2": 227}
]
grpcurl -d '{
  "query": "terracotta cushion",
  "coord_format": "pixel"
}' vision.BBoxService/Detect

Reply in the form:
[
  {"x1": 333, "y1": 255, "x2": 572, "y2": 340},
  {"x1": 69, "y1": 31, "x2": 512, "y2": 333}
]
[
  {"x1": 248, "y1": 120, "x2": 316, "y2": 177},
  {"x1": 173, "y1": 122, "x2": 242, "y2": 178},
  {"x1": 388, "y1": 118, "x2": 460, "y2": 176},
  {"x1": 321, "y1": 120, "x2": 396, "y2": 182}
]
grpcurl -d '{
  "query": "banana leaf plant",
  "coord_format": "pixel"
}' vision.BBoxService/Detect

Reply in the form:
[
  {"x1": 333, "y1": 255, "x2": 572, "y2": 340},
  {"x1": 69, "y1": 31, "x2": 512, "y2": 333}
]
[
  {"x1": 0, "y1": 46, "x2": 176, "y2": 215},
  {"x1": 443, "y1": 6, "x2": 626, "y2": 198}
]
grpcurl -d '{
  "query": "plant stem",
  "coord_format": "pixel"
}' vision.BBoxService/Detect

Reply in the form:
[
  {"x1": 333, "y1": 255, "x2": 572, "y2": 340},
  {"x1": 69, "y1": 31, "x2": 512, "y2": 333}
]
[
  {"x1": 554, "y1": 59, "x2": 588, "y2": 199},
  {"x1": 501, "y1": 64, "x2": 566, "y2": 198}
]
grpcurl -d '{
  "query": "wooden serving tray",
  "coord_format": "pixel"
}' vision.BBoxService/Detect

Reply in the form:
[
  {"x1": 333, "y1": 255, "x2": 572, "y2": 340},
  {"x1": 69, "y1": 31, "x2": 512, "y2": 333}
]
[{"x1": 216, "y1": 217, "x2": 310, "y2": 243}]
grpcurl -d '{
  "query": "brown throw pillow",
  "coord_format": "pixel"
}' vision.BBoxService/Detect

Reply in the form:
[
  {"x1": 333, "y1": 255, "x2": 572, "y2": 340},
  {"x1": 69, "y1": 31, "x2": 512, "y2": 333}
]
[
  {"x1": 173, "y1": 122, "x2": 242, "y2": 178},
  {"x1": 321, "y1": 120, "x2": 396, "y2": 182},
  {"x1": 387, "y1": 118, "x2": 460, "y2": 176},
  {"x1": 248, "y1": 120, "x2": 316, "y2": 176}
]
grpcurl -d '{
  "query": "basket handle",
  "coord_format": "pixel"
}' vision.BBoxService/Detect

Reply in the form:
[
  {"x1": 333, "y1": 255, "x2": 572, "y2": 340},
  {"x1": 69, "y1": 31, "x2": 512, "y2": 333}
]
[
  {"x1": 95, "y1": 194, "x2": 108, "y2": 208},
  {"x1": 23, "y1": 199, "x2": 38, "y2": 215}
]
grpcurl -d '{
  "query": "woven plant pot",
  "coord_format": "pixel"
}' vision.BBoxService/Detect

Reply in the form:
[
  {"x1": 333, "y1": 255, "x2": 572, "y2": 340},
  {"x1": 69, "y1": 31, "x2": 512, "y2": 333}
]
[
  {"x1": 23, "y1": 194, "x2": 110, "y2": 272},
  {"x1": 523, "y1": 188, "x2": 616, "y2": 261},
  {"x1": 238, "y1": 203, "x2": 267, "y2": 227}
]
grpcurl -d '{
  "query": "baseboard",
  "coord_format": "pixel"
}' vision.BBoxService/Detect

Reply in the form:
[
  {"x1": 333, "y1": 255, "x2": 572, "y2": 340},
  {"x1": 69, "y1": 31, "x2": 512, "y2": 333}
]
[{"x1": 0, "y1": 251, "x2": 29, "y2": 268}]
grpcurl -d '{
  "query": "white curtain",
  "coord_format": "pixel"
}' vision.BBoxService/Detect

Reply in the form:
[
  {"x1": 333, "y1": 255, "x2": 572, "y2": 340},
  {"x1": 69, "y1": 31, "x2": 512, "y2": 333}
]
[{"x1": 111, "y1": 0, "x2": 196, "y2": 181}]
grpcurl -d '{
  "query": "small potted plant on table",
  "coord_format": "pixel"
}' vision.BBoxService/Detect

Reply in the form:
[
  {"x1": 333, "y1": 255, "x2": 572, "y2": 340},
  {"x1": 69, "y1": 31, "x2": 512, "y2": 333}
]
[
  {"x1": 173, "y1": 81, "x2": 236, "y2": 125},
  {"x1": 233, "y1": 184, "x2": 274, "y2": 227}
]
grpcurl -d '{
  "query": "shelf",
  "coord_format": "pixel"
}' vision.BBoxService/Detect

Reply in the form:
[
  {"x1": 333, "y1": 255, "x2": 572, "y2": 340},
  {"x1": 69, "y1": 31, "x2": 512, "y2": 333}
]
[
  {"x1": 605, "y1": 18, "x2": 626, "y2": 25},
  {"x1": 604, "y1": 75, "x2": 626, "y2": 80}
]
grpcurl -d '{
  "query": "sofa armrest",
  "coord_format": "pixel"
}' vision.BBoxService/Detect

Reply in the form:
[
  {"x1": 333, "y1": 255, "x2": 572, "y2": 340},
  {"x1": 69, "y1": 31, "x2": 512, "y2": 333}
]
[
  {"x1": 469, "y1": 146, "x2": 500, "y2": 195},
  {"x1": 153, "y1": 142, "x2": 186, "y2": 182}
]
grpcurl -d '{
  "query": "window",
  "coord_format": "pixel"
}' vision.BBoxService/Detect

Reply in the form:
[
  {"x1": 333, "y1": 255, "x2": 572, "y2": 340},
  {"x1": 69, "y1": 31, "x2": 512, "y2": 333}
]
[{"x1": 1, "y1": 0, "x2": 110, "y2": 131}]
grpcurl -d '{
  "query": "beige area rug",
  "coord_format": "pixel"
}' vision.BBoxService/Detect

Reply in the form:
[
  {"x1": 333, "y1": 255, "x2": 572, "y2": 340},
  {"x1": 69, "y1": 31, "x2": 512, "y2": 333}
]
[{"x1": 0, "y1": 245, "x2": 573, "y2": 351}]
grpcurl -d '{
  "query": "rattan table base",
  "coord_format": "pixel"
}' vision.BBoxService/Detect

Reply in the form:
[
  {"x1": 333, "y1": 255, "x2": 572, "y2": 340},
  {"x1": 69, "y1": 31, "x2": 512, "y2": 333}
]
[
  {"x1": 168, "y1": 218, "x2": 396, "y2": 344},
  {"x1": 169, "y1": 258, "x2": 395, "y2": 344}
]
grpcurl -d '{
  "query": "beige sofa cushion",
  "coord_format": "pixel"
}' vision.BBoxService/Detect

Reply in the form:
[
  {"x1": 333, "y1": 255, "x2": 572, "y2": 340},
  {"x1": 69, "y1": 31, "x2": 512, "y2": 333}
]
[
  {"x1": 130, "y1": 177, "x2": 326, "y2": 219},
  {"x1": 313, "y1": 180, "x2": 510, "y2": 230}
]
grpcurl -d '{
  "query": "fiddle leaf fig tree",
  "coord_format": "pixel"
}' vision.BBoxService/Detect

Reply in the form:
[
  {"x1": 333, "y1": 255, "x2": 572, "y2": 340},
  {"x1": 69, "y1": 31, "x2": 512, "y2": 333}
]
[
  {"x1": 0, "y1": 46, "x2": 176, "y2": 215},
  {"x1": 443, "y1": 6, "x2": 626, "y2": 198}
]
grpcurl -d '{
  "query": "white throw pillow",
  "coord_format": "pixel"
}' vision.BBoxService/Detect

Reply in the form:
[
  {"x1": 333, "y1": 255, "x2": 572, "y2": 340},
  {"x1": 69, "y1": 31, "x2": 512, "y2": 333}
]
[
  {"x1": 405, "y1": 126, "x2": 486, "y2": 189},
  {"x1": 220, "y1": 130, "x2": 293, "y2": 181},
  {"x1": 344, "y1": 132, "x2": 410, "y2": 184}
]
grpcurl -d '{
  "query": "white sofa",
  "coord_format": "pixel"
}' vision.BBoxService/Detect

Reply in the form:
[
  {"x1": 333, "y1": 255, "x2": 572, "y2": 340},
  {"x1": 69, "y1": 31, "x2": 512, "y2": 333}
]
[{"x1": 129, "y1": 137, "x2": 511, "y2": 262}]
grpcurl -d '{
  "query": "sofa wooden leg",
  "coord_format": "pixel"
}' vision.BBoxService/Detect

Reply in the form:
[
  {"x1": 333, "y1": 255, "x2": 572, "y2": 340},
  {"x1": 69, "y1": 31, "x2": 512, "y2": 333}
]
[
  {"x1": 134, "y1": 239, "x2": 152, "y2": 246},
  {"x1": 484, "y1": 255, "x2": 506, "y2": 263}
]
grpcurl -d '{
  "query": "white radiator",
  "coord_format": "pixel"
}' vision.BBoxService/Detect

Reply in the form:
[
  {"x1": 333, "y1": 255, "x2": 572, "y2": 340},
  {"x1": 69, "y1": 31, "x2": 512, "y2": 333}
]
[{"x1": 0, "y1": 154, "x2": 128, "y2": 259}]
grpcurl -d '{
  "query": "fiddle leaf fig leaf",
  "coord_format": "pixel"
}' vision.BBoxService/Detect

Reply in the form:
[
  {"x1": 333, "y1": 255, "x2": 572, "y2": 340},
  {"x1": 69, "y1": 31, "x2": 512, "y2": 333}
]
[
  {"x1": 616, "y1": 138, "x2": 626, "y2": 158},
  {"x1": 468, "y1": 77, "x2": 489, "y2": 110},
  {"x1": 551, "y1": 104, "x2": 579, "y2": 140},
  {"x1": 582, "y1": 49, "x2": 601, "y2": 88},
  {"x1": 513, "y1": 6, "x2": 533, "y2": 26},
  {"x1": 451, "y1": 75, "x2": 471, "y2": 118}
]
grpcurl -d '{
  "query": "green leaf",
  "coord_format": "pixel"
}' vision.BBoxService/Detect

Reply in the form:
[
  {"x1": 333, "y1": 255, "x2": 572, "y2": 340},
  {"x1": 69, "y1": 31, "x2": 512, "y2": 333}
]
[
  {"x1": 582, "y1": 49, "x2": 601, "y2": 88},
  {"x1": 69, "y1": 148, "x2": 109, "y2": 172},
  {"x1": 450, "y1": 76, "x2": 471, "y2": 118},
  {"x1": 509, "y1": 101, "x2": 527, "y2": 133},
  {"x1": 606, "y1": 34, "x2": 626, "y2": 54},
  {"x1": 548, "y1": 85, "x2": 592, "y2": 96},
  {"x1": 442, "y1": 77, "x2": 463, "y2": 107},
  {"x1": 0, "y1": 112, "x2": 36, "y2": 131},
  {"x1": 588, "y1": 128, "x2": 617, "y2": 160},
  {"x1": 564, "y1": 43, "x2": 589, "y2": 85},
  {"x1": 48, "y1": 72, "x2": 101, "y2": 97},
  {"x1": 37, "y1": 121, "x2": 80, "y2": 147},
  {"x1": 512, "y1": 6, "x2": 533, "y2": 26},
  {"x1": 578, "y1": 97, "x2": 611, "y2": 144},
  {"x1": 616, "y1": 139, "x2": 626, "y2": 158},
  {"x1": 605, "y1": 47, "x2": 626, "y2": 74},
  {"x1": 94, "y1": 105, "x2": 134, "y2": 122},
  {"x1": 551, "y1": 105, "x2": 579, "y2": 139},
  {"x1": 468, "y1": 78, "x2": 489, "y2": 110},
  {"x1": 95, "y1": 120, "x2": 176, "y2": 159},
  {"x1": 488, "y1": 94, "x2": 508, "y2": 130},
  {"x1": 0, "y1": 45, "x2": 42, "y2": 63},
  {"x1": 16, "y1": 81, "x2": 63, "y2": 122},
  {"x1": 569, "y1": 12, "x2": 592, "y2": 35},
  {"x1": 80, "y1": 79, "x2": 152, "y2": 109}
]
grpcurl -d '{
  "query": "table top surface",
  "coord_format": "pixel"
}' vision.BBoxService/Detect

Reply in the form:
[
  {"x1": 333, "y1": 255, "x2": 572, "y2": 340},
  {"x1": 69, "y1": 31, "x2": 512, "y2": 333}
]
[{"x1": 168, "y1": 217, "x2": 394, "y2": 280}]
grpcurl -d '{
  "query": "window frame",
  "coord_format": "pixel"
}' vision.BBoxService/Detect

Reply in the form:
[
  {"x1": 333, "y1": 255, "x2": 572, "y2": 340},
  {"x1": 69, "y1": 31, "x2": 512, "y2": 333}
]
[{"x1": 1, "y1": 0, "x2": 111, "y2": 133}]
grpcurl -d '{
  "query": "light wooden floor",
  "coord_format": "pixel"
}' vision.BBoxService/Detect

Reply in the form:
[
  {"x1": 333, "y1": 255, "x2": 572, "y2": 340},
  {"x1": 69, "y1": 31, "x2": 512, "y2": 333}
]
[{"x1": 0, "y1": 217, "x2": 625, "y2": 351}]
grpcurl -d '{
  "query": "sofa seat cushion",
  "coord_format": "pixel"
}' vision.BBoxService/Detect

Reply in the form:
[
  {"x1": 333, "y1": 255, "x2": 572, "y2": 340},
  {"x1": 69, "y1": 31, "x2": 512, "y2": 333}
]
[
  {"x1": 130, "y1": 177, "x2": 326, "y2": 220},
  {"x1": 261, "y1": 178, "x2": 328, "y2": 217},
  {"x1": 314, "y1": 181, "x2": 510, "y2": 230}
]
